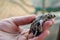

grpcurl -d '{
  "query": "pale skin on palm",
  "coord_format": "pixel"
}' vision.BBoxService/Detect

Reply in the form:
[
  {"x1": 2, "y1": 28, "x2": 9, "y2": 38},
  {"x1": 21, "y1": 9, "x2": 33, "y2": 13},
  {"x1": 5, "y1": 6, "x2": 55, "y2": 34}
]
[{"x1": 0, "y1": 15, "x2": 54, "y2": 40}]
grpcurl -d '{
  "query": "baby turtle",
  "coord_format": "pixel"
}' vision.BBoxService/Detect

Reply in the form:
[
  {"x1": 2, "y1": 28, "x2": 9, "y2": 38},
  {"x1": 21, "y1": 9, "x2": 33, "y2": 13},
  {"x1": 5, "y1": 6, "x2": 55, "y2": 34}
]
[{"x1": 29, "y1": 14, "x2": 56, "y2": 37}]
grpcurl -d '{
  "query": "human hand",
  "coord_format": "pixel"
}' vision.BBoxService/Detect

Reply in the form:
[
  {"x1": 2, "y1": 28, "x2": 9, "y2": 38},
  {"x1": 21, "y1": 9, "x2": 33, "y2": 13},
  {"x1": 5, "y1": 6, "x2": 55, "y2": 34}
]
[{"x1": 0, "y1": 15, "x2": 54, "y2": 40}]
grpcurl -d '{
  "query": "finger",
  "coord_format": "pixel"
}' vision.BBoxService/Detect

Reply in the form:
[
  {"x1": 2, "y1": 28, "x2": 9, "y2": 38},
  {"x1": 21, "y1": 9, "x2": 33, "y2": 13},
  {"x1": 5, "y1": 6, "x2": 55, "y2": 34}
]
[
  {"x1": 31, "y1": 30, "x2": 50, "y2": 40},
  {"x1": 43, "y1": 19, "x2": 54, "y2": 31},
  {"x1": 10, "y1": 15, "x2": 36, "y2": 26},
  {"x1": 37, "y1": 30, "x2": 50, "y2": 40}
]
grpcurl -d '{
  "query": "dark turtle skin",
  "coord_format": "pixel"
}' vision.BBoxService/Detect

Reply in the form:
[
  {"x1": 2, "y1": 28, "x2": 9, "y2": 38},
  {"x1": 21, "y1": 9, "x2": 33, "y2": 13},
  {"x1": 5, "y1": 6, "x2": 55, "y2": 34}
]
[{"x1": 29, "y1": 14, "x2": 56, "y2": 37}]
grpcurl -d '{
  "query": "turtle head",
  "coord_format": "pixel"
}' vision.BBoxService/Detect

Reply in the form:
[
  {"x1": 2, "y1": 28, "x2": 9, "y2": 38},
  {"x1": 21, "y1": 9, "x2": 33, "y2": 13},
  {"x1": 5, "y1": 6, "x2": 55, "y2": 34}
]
[{"x1": 46, "y1": 13, "x2": 56, "y2": 19}]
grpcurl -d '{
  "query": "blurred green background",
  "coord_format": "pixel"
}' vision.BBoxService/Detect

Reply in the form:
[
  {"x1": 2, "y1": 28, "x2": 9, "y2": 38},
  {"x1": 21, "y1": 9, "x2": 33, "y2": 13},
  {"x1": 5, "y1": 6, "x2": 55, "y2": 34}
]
[{"x1": 0, "y1": 0, "x2": 60, "y2": 40}]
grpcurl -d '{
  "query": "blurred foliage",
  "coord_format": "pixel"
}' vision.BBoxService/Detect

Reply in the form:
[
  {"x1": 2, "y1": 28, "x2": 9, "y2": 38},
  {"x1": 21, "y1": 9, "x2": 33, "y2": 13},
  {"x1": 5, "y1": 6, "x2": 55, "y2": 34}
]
[{"x1": 46, "y1": 7, "x2": 60, "y2": 12}]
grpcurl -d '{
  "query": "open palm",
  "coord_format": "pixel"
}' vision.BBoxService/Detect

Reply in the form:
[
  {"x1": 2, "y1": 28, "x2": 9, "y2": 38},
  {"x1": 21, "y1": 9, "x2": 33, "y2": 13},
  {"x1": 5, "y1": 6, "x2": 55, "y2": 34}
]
[{"x1": 0, "y1": 15, "x2": 54, "y2": 40}]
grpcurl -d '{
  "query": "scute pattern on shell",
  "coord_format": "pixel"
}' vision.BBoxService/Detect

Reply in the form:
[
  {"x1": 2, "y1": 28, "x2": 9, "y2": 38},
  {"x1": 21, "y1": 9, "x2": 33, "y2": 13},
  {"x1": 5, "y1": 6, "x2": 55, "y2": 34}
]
[{"x1": 29, "y1": 13, "x2": 56, "y2": 37}]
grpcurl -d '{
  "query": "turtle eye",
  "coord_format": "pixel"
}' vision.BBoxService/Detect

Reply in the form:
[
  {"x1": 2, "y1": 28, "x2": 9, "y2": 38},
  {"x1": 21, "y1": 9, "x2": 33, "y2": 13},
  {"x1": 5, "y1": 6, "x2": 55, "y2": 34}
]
[{"x1": 51, "y1": 14, "x2": 56, "y2": 18}]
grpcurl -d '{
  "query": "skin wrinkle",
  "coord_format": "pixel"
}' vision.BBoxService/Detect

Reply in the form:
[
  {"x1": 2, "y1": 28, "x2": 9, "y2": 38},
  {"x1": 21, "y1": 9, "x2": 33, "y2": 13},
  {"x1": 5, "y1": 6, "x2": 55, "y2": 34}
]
[
  {"x1": 8, "y1": 18, "x2": 23, "y2": 34},
  {"x1": 10, "y1": 17, "x2": 29, "y2": 33},
  {"x1": 0, "y1": 19, "x2": 20, "y2": 34},
  {"x1": 10, "y1": 18, "x2": 23, "y2": 34}
]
